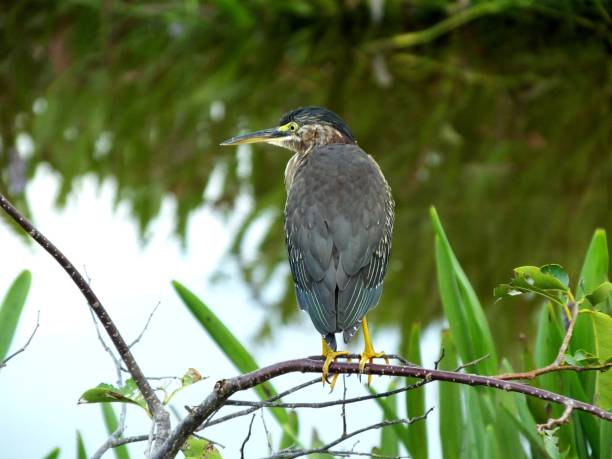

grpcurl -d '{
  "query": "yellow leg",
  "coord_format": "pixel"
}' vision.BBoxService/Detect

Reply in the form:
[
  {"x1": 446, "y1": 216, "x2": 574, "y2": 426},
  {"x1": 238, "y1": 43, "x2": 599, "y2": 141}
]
[
  {"x1": 359, "y1": 317, "x2": 388, "y2": 384},
  {"x1": 322, "y1": 338, "x2": 348, "y2": 389}
]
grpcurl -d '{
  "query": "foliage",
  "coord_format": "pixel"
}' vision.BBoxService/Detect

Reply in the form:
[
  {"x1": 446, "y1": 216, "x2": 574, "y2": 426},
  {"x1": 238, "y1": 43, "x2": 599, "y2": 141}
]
[
  {"x1": 172, "y1": 280, "x2": 298, "y2": 445},
  {"x1": 1, "y1": 1, "x2": 610, "y2": 456},
  {"x1": 166, "y1": 210, "x2": 611, "y2": 457},
  {"x1": 0, "y1": 270, "x2": 31, "y2": 362},
  {"x1": 1, "y1": 0, "x2": 610, "y2": 347}
]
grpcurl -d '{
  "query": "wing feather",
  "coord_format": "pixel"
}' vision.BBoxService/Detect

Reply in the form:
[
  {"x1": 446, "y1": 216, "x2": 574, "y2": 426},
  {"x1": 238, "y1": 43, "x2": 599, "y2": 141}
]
[{"x1": 285, "y1": 144, "x2": 394, "y2": 341}]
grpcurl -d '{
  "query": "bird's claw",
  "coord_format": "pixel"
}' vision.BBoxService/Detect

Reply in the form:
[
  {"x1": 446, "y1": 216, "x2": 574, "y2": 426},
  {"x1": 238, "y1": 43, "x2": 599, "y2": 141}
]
[
  {"x1": 359, "y1": 350, "x2": 388, "y2": 385},
  {"x1": 322, "y1": 350, "x2": 349, "y2": 390}
]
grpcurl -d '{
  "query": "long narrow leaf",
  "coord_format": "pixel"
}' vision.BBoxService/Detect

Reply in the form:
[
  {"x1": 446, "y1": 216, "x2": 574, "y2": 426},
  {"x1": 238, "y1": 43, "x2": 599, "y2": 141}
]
[
  {"x1": 379, "y1": 380, "x2": 400, "y2": 456},
  {"x1": 76, "y1": 431, "x2": 87, "y2": 459},
  {"x1": 430, "y1": 207, "x2": 497, "y2": 375},
  {"x1": 494, "y1": 360, "x2": 529, "y2": 459},
  {"x1": 43, "y1": 448, "x2": 60, "y2": 459},
  {"x1": 404, "y1": 322, "x2": 427, "y2": 459},
  {"x1": 439, "y1": 330, "x2": 462, "y2": 459},
  {"x1": 172, "y1": 281, "x2": 294, "y2": 438},
  {"x1": 576, "y1": 229, "x2": 608, "y2": 299},
  {"x1": 0, "y1": 270, "x2": 32, "y2": 361},
  {"x1": 101, "y1": 404, "x2": 130, "y2": 459},
  {"x1": 570, "y1": 230, "x2": 609, "y2": 456},
  {"x1": 367, "y1": 385, "x2": 410, "y2": 452},
  {"x1": 572, "y1": 230, "x2": 608, "y2": 400},
  {"x1": 483, "y1": 424, "x2": 501, "y2": 459}
]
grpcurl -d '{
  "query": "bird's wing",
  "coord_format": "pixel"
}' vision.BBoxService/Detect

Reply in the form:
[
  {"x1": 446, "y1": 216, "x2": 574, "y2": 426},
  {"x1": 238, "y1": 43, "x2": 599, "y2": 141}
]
[{"x1": 284, "y1": 144, "x2": 394, "y2": 342}]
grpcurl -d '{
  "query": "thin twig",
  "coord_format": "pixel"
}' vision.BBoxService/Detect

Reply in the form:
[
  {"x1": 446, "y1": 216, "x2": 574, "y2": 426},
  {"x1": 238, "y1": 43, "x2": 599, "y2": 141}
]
[
  {"x1": 261, "y1": 410, "x2": 272, "y2": 456},
  {"x1": 537, "y1": 403, "x2": 574, "y2": 432},
  {"x1": 434, "y1": 347, "x2": 445, "y2": 369},
  {"x1": 320, "y1": 451, "x2": 410, "y2": 458},
  {"x1": 264, "y1": 408, "x2": 433, "y2": 459},
  {"x1": 0, "y1": 311, "x2": 40, "y2": 368},
  {"x1": 555, "y1": 299, "x2": 578, "y2": 366},
  {"x1": 199, "y1": 377, "x2": 321, "y2": 430},
  {"x1": 456, "y1": 354, "x2": 490, "y2": 372},
  {"x1": 224, "y1": 377, "x2": 427, "y2": 410},
  {"x1": 341, "y1": 375, "x2": 348, "y2": 438},
  {"x1": 130, "y1": 301, "x2": 161, "y2": 348},
  {"x1": 239, "y1": 414, "x2": 256, "y2": 459}
]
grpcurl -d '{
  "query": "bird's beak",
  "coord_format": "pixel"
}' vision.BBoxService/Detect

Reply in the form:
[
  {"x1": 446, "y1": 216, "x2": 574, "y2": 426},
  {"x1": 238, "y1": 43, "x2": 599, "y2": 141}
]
[{"x1": 220, "y1": 127, "x2": 285, "y2": 146}]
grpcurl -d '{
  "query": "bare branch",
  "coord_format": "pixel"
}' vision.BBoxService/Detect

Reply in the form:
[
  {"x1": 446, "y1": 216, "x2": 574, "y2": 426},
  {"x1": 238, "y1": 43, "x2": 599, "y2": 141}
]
[
  {"x1": 555, "y1": 299, "x2": 578, "y2": 366},
  {"x1": 261, "y1": 410, "x2": 273, "y2": 456},
  {"x1": 0, "y1": 192, "x2": 170, "y2": 449},
  {"x1": 537, "y1": 403, "x2": 574, "y2": 432},
  {"x1": 341, "y1": 375, "x2": 348, "y2": 437},
  {"x1": 130, "y1": 301, "x2": 161, "y2": 348},
  {"x1": 456, "y1": 354, "x2": 490, "y2": 372},
  {"x1": 152, "y1": 356, "x2": 612, "y2": 458},
  {"x1": 265, "y1": 408, "x2": 433, "y2": 459},
  {"x1": 0, "y1": 310, "x2": 40, "y2": 368}
]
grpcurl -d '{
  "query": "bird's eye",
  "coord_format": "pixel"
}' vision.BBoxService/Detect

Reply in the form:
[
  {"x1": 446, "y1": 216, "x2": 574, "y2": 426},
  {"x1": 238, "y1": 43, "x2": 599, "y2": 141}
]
[{"x1": 288, "y1": 122, "x2": 298, "y2": 132}]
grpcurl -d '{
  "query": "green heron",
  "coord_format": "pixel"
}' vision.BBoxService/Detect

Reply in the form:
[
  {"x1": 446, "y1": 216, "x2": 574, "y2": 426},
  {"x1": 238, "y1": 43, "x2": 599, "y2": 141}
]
[{"x1": 221, "y1": 107, "x2": 394, "y2": 385}]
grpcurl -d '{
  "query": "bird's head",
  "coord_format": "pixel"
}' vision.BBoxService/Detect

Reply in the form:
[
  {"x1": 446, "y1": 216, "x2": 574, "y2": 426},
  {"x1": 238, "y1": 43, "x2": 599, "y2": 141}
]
[{"x1": 220, "y1": 106, "x2": 356, "y2": 154}]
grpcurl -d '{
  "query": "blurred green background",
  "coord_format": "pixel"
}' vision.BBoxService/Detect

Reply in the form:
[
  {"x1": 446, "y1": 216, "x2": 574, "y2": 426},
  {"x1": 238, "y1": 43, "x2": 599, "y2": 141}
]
[{"x1": 1, "y1": 0, "x2": 610, "y2": 355}]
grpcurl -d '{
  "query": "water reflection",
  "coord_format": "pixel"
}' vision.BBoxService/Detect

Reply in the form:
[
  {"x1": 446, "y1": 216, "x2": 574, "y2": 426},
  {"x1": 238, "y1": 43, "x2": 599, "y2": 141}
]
[{"x1": 1, "y1": 2, "x2": 610, "y2": 355}]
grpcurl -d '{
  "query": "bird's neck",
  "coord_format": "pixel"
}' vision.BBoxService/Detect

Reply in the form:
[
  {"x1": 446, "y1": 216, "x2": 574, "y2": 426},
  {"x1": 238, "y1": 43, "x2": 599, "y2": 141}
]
[{"x1": 284, "y1": 153, "x2": 305, "y2": 192}]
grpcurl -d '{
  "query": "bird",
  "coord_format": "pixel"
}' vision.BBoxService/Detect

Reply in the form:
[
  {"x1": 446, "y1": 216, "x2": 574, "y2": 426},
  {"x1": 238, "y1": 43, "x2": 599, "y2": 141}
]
[{"x1": 221, "y1": 106, "x2": 395, "y2": 385}]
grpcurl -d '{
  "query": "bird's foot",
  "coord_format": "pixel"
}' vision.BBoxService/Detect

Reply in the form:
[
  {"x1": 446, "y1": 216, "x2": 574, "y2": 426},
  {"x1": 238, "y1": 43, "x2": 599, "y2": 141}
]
[
  {"x1": 359, "y1": 348, "x2": 389, "y2": 385},
  {"x1": 322, "y1": 349, "x2": 349, "y2": 390},
  {"x1": 322, "y1": 350, "x2": 349, "y2": 388}
]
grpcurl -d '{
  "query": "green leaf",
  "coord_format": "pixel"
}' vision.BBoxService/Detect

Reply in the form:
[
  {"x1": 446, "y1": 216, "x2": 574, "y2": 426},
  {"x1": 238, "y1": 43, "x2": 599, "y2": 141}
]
[
  {"x1": 76, "y1": 431, "x2": 87, "y2": 459},
  {"x1": 379, "y1": 379, "x2": 399, "y2": 457},
  {"x1": 599, "y1": 421, "x2": 612, "y2": 459},
  {"x1": 542, "y1": 429, "x2": 569, "y2": 459},
  {"x1": 576, "y1": 229, "x2": 608, "y2": 300},
  {"x1": 541, "y1": 264, "x2": 569, "y2": 288},
  {"x1": 182, "y1": 436, "x2": 222, "y2": 459},
  {"x1": 514, "y1": 266, "x2": 569, "y2": 292},
  {"x1": 500, "y1": 399, "x2": 549, "y2": 458},
  {"x1": 172, "y1": 281, "x2": 296, "y2": 443},
  {"x1": 494, "y1": 360, "x2": 530, "y2": 459},
  {"x1": 279, "y1": 410, "x2": 299, "y2": 450},
  {"x1": 0, "y1": 270, "x2": 32, "y2": 361},
  {"x1": 483, "y1": 424, "x2": 501, "y2": 459},
  {"x1": 562, "y1": 349, "x2": 602, "y2": 367},
  {"x1": 464, "y1": 387, "x2": 487, "y2": 459},
  {"x1": 309, "y1": 430, "x2": 328, "y2": 459},
  {"x1": 585, "y1": 281, "x2": 612, "y2": 307},
  {"x1": 438, "y1": 330, "x2": 462, "y2": 459},
  {"x1": 367, "y1": 385, "x2": 410, "y2": 452},
  {"x1": 101, "y1": 404, "x2": 131, "y2": 459},
  {"x1": 78, "y1": 380, "x2": 146, "y2": 412},
  {"x1": 404, "y1": 322, "x2": 427, "y2": 459},
  {"x1": 571, "y1": 230, "x2": 609, "y2": 418},
  {"x1": 43, "y1": 448, "x2": 60, "y2": 459},
  {"x1": 430, "y1": 206, "x2": 497, "y2": 375},
  {"x1": 580, "y1": 310, "x2": 612, "y2": 409}
]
